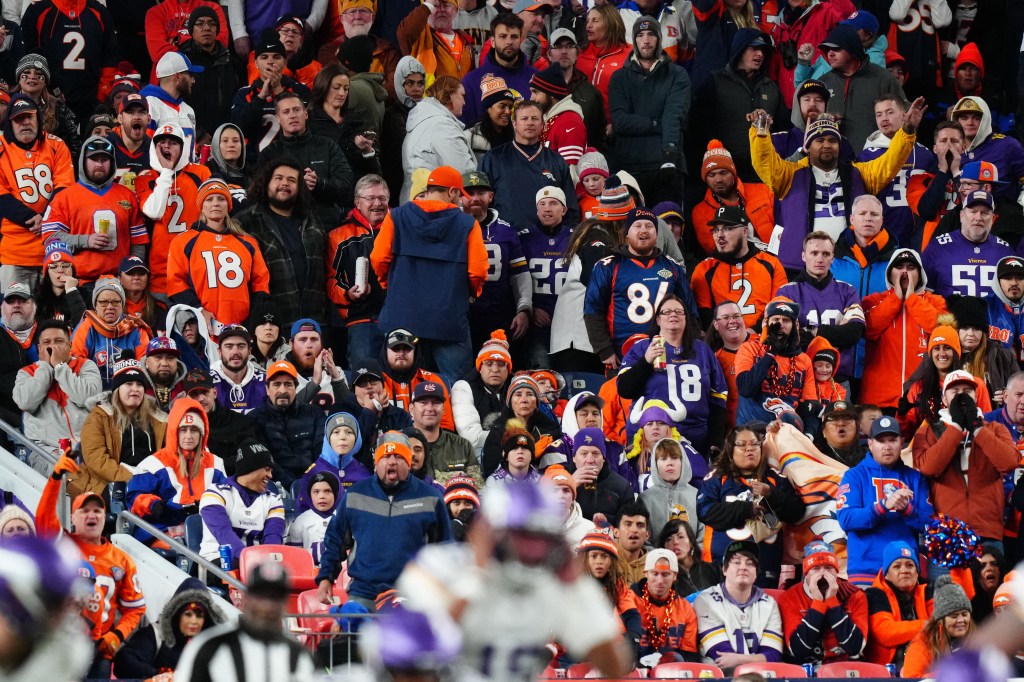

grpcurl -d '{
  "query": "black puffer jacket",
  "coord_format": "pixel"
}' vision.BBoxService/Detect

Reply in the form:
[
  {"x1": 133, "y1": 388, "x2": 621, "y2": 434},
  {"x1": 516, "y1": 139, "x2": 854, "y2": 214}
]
[
  {"x1": 569, "y1": 459, "x2": 634, "y2": 522},
  {"x1": 482, "y1": 408, "x2": 561, "y2": 478},
  {"x1": 249, "y1": 397, "x2": 326, "y2": 488}
]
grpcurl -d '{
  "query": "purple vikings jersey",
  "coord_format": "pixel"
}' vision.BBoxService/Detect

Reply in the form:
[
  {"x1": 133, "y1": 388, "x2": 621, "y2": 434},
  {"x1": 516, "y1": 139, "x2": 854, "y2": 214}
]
[
  {"x1": 777, "y1": 277, "x2": 864, "y2": 378},
  {"x1": 620, "y1": 338, "x2": 727, "y2": 446},
  {"x1": 858, "y1": 142, "x2": 935, "y2": 246},
  {"x1": 922, "y1": 230, "x2": 1013, "y2": 297},
  {"x1": 473, "y1": 213, "x2": 528, "y2": 319},
  {"x1": 518, "y1": 224, "x2": 571, "y2": 314},
  {"x1": 584, "y1": 253, "x2": 697, "y2": 356}
]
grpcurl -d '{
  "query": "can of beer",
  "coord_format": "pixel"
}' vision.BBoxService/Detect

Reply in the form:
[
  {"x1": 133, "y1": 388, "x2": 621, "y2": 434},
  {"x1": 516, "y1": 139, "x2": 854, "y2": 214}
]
[
  {"x1": 98, "y1": 218, "x2": 110, "y2": 234},
  {"x1": 218, "y1": 544, "x2": 233, "y2": 571},
  {"x1": 652, "y1": 335, "x2": 667, "y2": 370},
  {"x1": 802, "y1": 663, "x2": 816, "y2": 678},
  {"x1": 885, "y1": 664, "x2": 898, "y2": 677},
  {"x1": 199, "y1": 144, "x2": 212, "y2": 165}
]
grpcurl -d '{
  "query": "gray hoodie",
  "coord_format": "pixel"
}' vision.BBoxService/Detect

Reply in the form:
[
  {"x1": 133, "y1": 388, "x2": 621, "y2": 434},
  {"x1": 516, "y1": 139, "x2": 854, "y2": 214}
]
[{"x1": 639, "y1": 437, "x2": 701, "y2": 540}]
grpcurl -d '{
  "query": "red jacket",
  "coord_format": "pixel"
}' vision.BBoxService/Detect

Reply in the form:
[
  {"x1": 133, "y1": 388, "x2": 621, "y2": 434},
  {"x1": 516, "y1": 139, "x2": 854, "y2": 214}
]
[
  {"x1": 777, "y1": 580, "x2": 869, "y2": 664},
  {"x1": 912, "y1": 418, "x2": 1019, "y2": 540},
  {"x1": 145, "y1": 0, "x2": 229, "y2": 75},
  {"x1": 576, "y1": 42, "x2": 631, "y2": 120},
  {"x1": 766, "y1": 0, "x2": 854, "y2": 104}
]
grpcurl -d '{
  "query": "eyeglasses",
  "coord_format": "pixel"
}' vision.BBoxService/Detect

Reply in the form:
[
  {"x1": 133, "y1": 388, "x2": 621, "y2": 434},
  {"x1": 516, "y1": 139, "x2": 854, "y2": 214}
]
[
  {"x1": 278, "y1": 27, "x2": 303, "y2": 36},
  {"x1": 95, "y1": 298, "x2": 122, "y2": 307},
  {"x1": 658, "y1": 309, "x2": 686, "y2": 317},
  {"x1": 711, "y1": 224, "x2": 743, "y2": 235},
  {"x1": 715, "y1": 313, "x2": 744, "y2": 323},
  {"x1": 357, "y1": 194, "x2": 389, "y2": 203},
  {"x1": 734, "y1": 440, "x2": 761, "y2": 449}
]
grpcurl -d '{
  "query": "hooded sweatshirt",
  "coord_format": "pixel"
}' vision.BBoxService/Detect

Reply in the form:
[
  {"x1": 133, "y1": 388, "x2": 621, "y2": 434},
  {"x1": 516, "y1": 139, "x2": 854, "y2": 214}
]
[
  {"x1": 953, "y1": 96, "x2": 1024, "y2": 205},
  {"x1": 985, "y1": 257, "x2": 1024, "y2": 362},
  {"x1": 292, "y1": 412, "x2": 371, "y2": 514},
  {"x1": 860, "y1": 249, "x2": 948, "y2": 407},
  {"x1": 394, "y1": 56, "x2": 426, "y2": 110},
  {"x1": 126, "y1": 397, "x2": 228, "y2": 540},
  {"x1": 639, "y1": 438, "x2": 700, "y2": 540},
  {"x1": 41, "y1": 135, "x2": 149, "y2": 281},
  {"x1": 135, "y1": 123, "x2": 212, "y2": 293}
]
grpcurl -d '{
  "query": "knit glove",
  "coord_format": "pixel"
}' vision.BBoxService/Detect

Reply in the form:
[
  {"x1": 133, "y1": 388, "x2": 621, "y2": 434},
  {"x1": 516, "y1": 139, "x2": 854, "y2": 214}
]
[{"x1": 948, "y1": 392, "x2": 979, "y2": 432}]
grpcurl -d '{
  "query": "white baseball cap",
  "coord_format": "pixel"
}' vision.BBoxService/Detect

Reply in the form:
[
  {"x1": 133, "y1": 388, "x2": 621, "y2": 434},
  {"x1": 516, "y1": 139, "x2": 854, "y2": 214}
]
[
  {"x1": 644, "y1": 548, "x2": 679, "y2": 573},
  {"x1": 155, "y1": 52, "x2": 205, "y2": 79}
]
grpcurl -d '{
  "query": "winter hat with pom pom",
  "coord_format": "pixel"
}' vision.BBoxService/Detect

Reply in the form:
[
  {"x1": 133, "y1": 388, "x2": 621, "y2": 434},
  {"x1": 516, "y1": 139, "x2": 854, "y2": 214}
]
[
  {"x1": 476, "y1": 329, "x2": 511, "y2": 370},
  {"x1": 701, "y1": 139, "x2": 737, "y2": 182}
]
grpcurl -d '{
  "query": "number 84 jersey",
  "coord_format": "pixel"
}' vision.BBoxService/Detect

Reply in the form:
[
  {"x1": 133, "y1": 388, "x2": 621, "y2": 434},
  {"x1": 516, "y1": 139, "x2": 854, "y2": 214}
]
[{"x1": 584, "y1": 252, "x2": 698, "y2": 356}]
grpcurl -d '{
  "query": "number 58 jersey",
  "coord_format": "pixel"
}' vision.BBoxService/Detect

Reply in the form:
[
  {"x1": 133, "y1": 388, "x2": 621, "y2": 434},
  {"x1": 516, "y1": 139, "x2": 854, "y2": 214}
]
[{"x1": 0, "y1": 133, "x2": 75, "y2": 267}]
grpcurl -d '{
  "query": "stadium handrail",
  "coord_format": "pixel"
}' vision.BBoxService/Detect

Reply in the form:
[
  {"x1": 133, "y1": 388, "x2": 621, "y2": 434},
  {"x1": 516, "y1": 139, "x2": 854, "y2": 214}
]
[
  {"x1": 0, "y1": 416, "x2": 59, "y2": 467},
  {"x1": 118, "y1": 509, "x2": 248, "y2": 592}
]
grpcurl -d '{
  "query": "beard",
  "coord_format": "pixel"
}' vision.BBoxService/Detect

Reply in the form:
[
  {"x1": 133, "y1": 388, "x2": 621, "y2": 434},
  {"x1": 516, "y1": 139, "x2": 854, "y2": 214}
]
[{"x1": 268, "y1": 192, "x2": 297, "y2": 211}]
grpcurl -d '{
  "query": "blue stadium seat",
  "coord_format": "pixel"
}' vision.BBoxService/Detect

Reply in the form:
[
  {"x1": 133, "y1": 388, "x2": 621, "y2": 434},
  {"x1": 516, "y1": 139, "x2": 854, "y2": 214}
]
[{"x1": 562, "y1": 372, "x2": 608, "y2": 397}]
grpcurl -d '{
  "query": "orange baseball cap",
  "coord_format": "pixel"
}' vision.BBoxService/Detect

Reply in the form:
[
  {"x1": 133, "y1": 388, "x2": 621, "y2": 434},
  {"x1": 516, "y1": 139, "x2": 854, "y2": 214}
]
[
  {"x1": 426, "y1": 166, "x2": 470, "y2": 198},
  {"x1": 266, "y1": 360, "x2": 299, "y2": 383},
  {"x1": 72, "y1": 491, "x2": 106, "y2": 512}
]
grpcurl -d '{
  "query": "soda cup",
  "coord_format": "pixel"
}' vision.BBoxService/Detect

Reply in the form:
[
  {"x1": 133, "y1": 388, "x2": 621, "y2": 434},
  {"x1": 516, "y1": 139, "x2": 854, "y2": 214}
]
[
  {"x1": 199, "y1": 144, "x2": 212, "y2": 165},
  {"x1": 652, "y1": 335, "x2": 667, "y2": 370},
  {"x1": 218, "y1": 544, "x2": 233, "y2": 571}
]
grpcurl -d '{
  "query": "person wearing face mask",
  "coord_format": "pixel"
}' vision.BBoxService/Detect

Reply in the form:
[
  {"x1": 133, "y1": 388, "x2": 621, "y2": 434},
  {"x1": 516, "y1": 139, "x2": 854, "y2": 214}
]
[
  {"x1": 127, "y1": 398, "x2": 227, "y2": 545},
  {"x1": 316, "y1": 431, "x2": 452, "y2": 611},
  {"x1": 913, "y1": 370, "x2": 1019, "y2": 550}
]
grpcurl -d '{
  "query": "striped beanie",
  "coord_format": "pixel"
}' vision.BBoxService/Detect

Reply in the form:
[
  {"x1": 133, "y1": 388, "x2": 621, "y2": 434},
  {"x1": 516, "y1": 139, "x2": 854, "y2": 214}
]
[
  {"x1": 506, "y1": 373, "x2": 541, "y2": 405},
  {"x1": 803, "y1": 113, "x2": 841, "y2": 151},
  {"x1": 443, "y1": 474, "x2": 480, "y2": 508},
  {"x1": 701, "y1": 139, "x2": 737, "y2": 181},
  {"x1": 476, "y1": 329, "x2": 512, "y2": 370},
  {"x1": 595, "y1": 177, "x2": 635, "y2": 221},
  {"x1": 577, "y1": 151, "x2": 609, "y2": 180},
  {"x1": 577, "y1": 527, "x2": 619, "y2": 558}
]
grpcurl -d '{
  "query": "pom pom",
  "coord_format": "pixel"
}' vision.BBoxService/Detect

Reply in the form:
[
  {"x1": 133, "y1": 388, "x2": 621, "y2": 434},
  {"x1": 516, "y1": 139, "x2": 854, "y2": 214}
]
[
  {"x1": 489, "y1": 329, "x2": 507, "y2": 342},
  {"x1": 924, "y1": 514, "x2": 984, "y2": 568},
  {"x1": 707, "y1": 139, "x2": 725, "y2": 150}
]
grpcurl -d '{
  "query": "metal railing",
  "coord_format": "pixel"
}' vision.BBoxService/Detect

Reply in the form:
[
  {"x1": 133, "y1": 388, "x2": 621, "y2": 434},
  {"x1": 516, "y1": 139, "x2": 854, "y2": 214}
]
[
  {"x1": 118, "y1": 509, "x2": 247, "y2": 591},
  {"x1": 0, "y1": 416, "x2": 59, "y2": 467}
]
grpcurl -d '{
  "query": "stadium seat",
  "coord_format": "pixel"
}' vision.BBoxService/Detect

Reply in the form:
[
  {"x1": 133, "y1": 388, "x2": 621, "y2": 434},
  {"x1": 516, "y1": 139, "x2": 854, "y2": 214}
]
[
  {"x1": 817, "y1": 661, "x2": 892, "y2": 678},
  {"x1": 239, "y1": 544, "x2": 319, "y2": 612},
  {"x1": 178, "y1": 514, "x2": 204, "y2": 576},
  {"x1": 652, "y1": 662, "x2": 724, "y2": 678},
  {"x1": 566, "y1": 662, "x2": 593, "y2": 677},
  {"x1": 584, "y1": 667, "x2": 642, "y2": 678},
  {"x1": 562, "y1": 372, "x2": 607, "y2": 397},
  {"x1": 293, "y1": 587, "x2": 346, "y2": 650},
  {"x1": 733, "y1": 662, "x2": 808, "y2": 678},
  {"x1": 762, "y1": 587, "x2": 787, "y2": 602}
]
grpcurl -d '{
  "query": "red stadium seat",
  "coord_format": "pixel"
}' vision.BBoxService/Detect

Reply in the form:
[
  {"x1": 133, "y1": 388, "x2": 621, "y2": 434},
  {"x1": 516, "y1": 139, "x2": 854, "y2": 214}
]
[
  {"x1": 293, "y1": 588, "x2": 346, "y2": 649},
  {"x1": 239, "y1": 544, "x2": 318, "y2": 590},
  {"x1": 762, "y1": 588, "x2": 786, "y2": 602},
  {"x1": 652, "y1": 662, "x2": 724, "y2": 678},
  {"x1": 733, "y1": 662, "x2": 808, "y2": 678},
  {"x1": 818, "y1": 661, "x2": 892, "y2": 678},
  {"x1": 565, "y1": 663, "x2": 643, "y2": 678}
]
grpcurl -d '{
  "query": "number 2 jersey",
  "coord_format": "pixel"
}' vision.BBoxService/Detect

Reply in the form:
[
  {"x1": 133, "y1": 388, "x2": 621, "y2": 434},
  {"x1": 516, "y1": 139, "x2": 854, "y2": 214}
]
[
  {"x1": 22, "y1": 0, "x2": 119, "y2": 111},
  {"x1": 135, "y1": 150, "x2": 212, "y2": 293},
  {"x1": 0, "y1": 131, "x2": 75, "y2": 267},
  {"x1": 584, "y1": 251, "x2": 698, "y2": 358},
  {"x1": 166, "y1": 223, "x2": 271, "y2": 325},
  {"x1": 690, "y1": 246, "x2": 788, "y2": 329},
  {"x1": 922, "y1": 229, "x2": 1013, "y2": 297}
]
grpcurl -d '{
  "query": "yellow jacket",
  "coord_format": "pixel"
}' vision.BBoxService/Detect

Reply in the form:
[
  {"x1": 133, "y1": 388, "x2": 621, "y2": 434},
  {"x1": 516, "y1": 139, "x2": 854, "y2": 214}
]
[{"x1": 749, "y1": 126, "x2": 917, "y2": 199}]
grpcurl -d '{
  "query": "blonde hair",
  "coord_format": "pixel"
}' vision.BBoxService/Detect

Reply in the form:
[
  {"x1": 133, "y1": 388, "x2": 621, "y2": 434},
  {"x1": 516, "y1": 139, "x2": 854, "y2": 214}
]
[
  {"x1": 111, "y1": 388, "x2": 162, "y2": 436},
  {"x1": 729, "y1": 2, "x2": 757, "y2": 29}
]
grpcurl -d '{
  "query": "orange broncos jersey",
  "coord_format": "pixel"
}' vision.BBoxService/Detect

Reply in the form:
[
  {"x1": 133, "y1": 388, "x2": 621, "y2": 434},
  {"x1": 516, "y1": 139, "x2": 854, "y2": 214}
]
[
  {"x1": 135, "y1": 163, "x2": 211, "y2": 293},
  {"x1": 72, "y1": 535, "x2": 146, "y2": 642},
  {"x1": 691, "y1": 249, "x2": 787, "y2": 328},
  {"x1": 42, "y1": 183, "x2": 147, "y2": 282},
  {"x1": 166, "y1": 225, "x2": 271, "y2": 326},
  {"x1": 0, "y1": 133, "x2": 75, "y2": 266}
]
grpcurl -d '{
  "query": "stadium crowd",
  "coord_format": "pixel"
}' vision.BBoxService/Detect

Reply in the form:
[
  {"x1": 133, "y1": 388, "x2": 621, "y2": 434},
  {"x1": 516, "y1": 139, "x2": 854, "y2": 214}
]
[{"x1": 2, "y1": 0, "x2": 1024, "y2": 677}]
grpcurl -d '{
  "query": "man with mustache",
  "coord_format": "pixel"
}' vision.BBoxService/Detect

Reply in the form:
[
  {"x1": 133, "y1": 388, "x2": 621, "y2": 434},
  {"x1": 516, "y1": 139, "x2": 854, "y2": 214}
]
[
  {"x1": 691, "y1": 205, "x2": 787, "y2": 331},
  {"x1": 459, "y1": 13, "x2": 536, "y2": 126},
  {"x1": 923, "y1": 189, "x2": 1012, "y2": 297},
  {"x1": 985, "y1": 256, "x2": 1024, "y2": 364}
]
